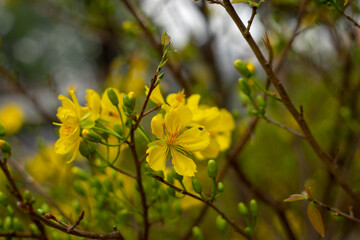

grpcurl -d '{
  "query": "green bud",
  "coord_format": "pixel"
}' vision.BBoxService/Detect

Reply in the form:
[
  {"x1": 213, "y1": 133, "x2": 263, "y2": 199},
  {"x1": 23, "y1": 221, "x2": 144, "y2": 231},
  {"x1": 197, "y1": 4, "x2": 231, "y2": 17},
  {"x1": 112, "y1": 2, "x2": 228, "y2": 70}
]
[
  {"x1": 0, "y1": 139, "x2": 11, "y2": 158},
  {"x1": 245, "y1": 226, "x2": 253, "y2": 235},
  {"x1": 113, "y1": 123, "x2": 124, "y2": 137},
  {"x1": 207, "y1": 159, "x2": 217, "y2": 179},
  {"x1": 0, "y1": 121, "x2": 5, "y2": 136},
  {"x1": 192, "y1": 178, "x2": 202, "y2": 194},
  {"x1": 6, "y1": 205, "x2": 14, "y2": 217},
  {"x1": 13, "y1": 217, "x2": 23, "y2": 232},
  {"x1": 238, "y1": 202, "x2": 249, "y2": 217},
  {"x1": 172, "y1": 167, "x2": 183, "y2": 181},
  {"x1": 167, "y1": 187, "x2": 175, "y2": 197},
  {"x1": 0, "y1": 191, "x2": 8, "y2": 207},
  {"x1": 82, "y1": 129, "x2": 102, "y2": 143},
  {"x1": 123, "y1": 92, "x2": 136, "y2": 112},
  {"x1": 234, "y1": 60, "x2": 252, "y2": 78},
  {"x1": 155, "y1": 72, "x2": 165, "y2": 85},
  {"x1": 249, "y1": 199, "x2": 258, "y2": 218},
  {"x1": 37, "y1": 208, "x2": 46, "y2": 215},
  {"x1": 40, "y1": 203, "x2": 49, "y2": 213},
  {"x1": 239, "y1": 78, "x2": 251, "y2": 96},
  {"x1": 72, "y1": 167, "x2": 89, "y2": 181},
  {"x1": 216, "y1": 215, "x2": 227, "y2": 233},
  {"x1": 217, "y1": 182, "x2": 224, "y2": 193},
  {"x1": 79, "y1": 142, "x2": 90, "y2": 158},
  {"x1": 4, "y1": 216, "x2": 12, "y2": 230},
  {"x1": 73, "y1": 181, "x2": 86, "y2": 196},
  {"x1": 256, "y1": 95, "x2": 265, "y2": 108},
  {"x1": 106, "y1": 88, "x2": 119, "y2": 106},
  {"x1": 192, "y1": 226, "x2": 204, "y2": 240}
]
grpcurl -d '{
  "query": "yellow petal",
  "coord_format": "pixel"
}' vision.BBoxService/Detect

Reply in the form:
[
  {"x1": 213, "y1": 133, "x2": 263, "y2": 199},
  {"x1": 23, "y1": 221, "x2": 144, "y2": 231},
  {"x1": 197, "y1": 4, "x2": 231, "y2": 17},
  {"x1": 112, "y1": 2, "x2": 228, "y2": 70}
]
[
  {"x1": 199, "y1": 137, "x2": 220, "y2": 159},
  {"x1": 164, "y1": 105, "x2": 192, "y2": 134},
  {"x1": 215, "y1": 131, "x2": 232, "y2": 151},
  {"x1": 171, "y1": 148, "x2": 196, "y2": 177},
  {"x1": 178, "y1": 126, "x2": 210, "y2": 152},
  {"x1": 151, "y1": 114, "x2": 165, "y2": 139},
  {"x1": 217, "y1": 109, "x2": 235, "y2": 132},
  {"x1": 145, "y1": 85, "x2": 165, "y2": 105},
  {"x1": 146, "y1": 143, "x2": 168, "y2": 172},
  {"x1": 86, "y1": 89, "x2": 101, "y2": 120},
  {"x1": 67, "y1": 140, "x2": 81, "y2": 163},
  {"x1": 186, "y1": 94, "x2": 201, "y2": 111},
  {"x1": 166, "y1": 91, "x2": 185, "y2": 108}
]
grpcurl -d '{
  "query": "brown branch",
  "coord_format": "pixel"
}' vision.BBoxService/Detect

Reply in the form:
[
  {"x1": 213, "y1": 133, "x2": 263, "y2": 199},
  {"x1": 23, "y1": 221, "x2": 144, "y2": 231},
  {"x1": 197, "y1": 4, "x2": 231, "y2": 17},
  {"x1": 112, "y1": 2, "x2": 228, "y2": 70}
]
[
  {"x1": 109, "y1": 164, "x2": 137, "y2": 179},
  {"x1": 0, "y1": 232, "x2": 41, "y2": 238},
  {"x1": 0, "y1": 158, "x2": 125, "y2": 239},
  {"x1": 219, "y1": 0, "x2": 360, "y2": 205},
  {"x1": 142, "y1": 104, "x2": 162, "y2": 118},
  {"x1": 337, "y1": 7, "x2": 360, "y2": 29},
  {"x1": 68, "y1": 211, "x2": 85, "y2": 233},
  {"x1": 151, "y1": 174, "x2": 251, "y2": 239},
  {"x1": 121, "y1": 0, "x2": 191, "y2": 94}
]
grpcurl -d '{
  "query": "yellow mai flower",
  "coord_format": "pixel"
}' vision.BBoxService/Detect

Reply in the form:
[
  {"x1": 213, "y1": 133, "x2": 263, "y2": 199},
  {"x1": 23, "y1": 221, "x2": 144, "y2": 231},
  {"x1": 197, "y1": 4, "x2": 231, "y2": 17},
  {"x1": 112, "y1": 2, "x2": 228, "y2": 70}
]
[
  {"x1": 193, "y1": 107, "x2": 235, "y2": 159},
  {"x1": 0, "y1": 103, "x2": 24, "y2": 135},
  {"x1": 146, "y1": 105, "x2": 210, "y2": 177},
  {"x1": 100, "y1": 88, "x2": 126, "y2": 127},
  {"x1": 85, "y1": 89, "x2": 101, "y2": 120},
  {"x1": 54, "y1": 90, "x2": 89, "y2": 163}
]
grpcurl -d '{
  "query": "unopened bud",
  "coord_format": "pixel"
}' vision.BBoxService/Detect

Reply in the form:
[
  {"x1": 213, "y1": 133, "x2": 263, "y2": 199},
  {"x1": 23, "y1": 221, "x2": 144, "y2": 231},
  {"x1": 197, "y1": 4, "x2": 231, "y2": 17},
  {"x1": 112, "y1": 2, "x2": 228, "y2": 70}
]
[
  {"x1": 106, "y1": 88, "x2": 119, "y2": 106},
  {"x1": 207, "y1": 159, "x2": 217, "y2": 179},
  {"x1": 239, "y1": 78, "x2": 251, "y2": 96},
  {"x1": 238, "y1": 202, "x2": 249, "y2": 217},
  {"x1": 79, "y1": 142, "x2": 90, "y2": 158},
  {"x1": 217, "y1": 182, "x2": 224, "y2": 193},
  {"x1": 82, "y1": 129, "x2": 102, "y2": 143},
  {"x1": 192, "y1": 226, "x2": 204, "y2": 240},
  {"x1": 234, "y1": 60, "x2": 252, "y2": 78},
  {"x1": 113, "y1": 123, "x2": 124, "y2": 138},
  {"x1": 123, "y1": 92, "x2": 136, "y2": 112},
  {"x1": 245, "y1": 226, "x2": 253, "y2": 235},
  {"x1": 250, "y1": 199, "x2": 258, "y2": 218},
  {"x1": 0, "y1": 139, "x2": 11, "y2": 158},
  {"x1": 0, "y1": 191, "x2": 8, "y2": 207},
  {"x1": 192, "y1": 178, "x2": 202, "y2": 194},
  {"x1": 216, "y1": 215, "x2": 227, "y2": 233}
]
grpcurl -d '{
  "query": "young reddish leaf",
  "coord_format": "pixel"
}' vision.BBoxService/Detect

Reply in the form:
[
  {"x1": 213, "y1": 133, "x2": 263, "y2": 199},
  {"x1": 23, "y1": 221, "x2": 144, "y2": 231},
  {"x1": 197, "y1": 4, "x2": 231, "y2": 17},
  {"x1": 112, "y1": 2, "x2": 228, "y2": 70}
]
[
  {"x1": 304, "y1": 185, "x2": 312, "y2": 199},
  {"x1": 307, "y1": 202, "x2": 325, "y2": 237},
  {"x1": 284, "y1": 194, "x2": 306, "y2": 202}
]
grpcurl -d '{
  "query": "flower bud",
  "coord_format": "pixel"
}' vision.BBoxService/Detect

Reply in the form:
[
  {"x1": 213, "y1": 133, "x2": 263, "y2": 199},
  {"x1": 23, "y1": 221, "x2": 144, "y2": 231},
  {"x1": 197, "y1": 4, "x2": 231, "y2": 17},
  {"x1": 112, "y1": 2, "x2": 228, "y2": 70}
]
[
  {"x1": 238, "y1": 202, "x2": 249, "y2": 217},
  {"x1": 24, "y1": 190, "x2": 32, "y2": 201},
  {"x1": 82, "y1": 129, "x2": 102, "y2": 143},
  {"x1": 172, "y1": 167, "x2": 183, "y2": 182},
  {"x1": 72, "y1": 167, "x2": 89, "y2": 181},
  {"x1": 207, "y1": 159, "x2": 217, "y2": 179},
  {"x1": 0, "y1": 191, "x2": 8, "y2": 207},
  {"x1": 234, "y1": 60, "x2": 252, "y2": 78},
  {"x1": 155, "y1": 72, "x2": 165, "y2": 85},
  {"x1": 192, "y1": 178, "x2": 202, "y2": 194},
  {"x1": 250, "y1": 199, "x2": 258, "y2": 218},
  {"x1": 0, "y1": 139, "x2": 11, "y2": 158},
  {"x1": 37, "y1": 209, "x2": 46, "y2": 216},
  {"x1": 79, "y1": 142, "x2": 90, "y2": 158},
  {"x1": 217, "y1": 182, "x2": 224, "y2": 193},
  {"x1": 7, "y1": 205, "x2": 14, "y2": 217},
  {"x1": 239, "y1": 78, "x2": 251, "y2": 96},
  {"x1": 4, "y1": 216, "x2": 12, "y2": 230},
  {"x1": 192, "y1": 226, "x2": 204, "y2": 240},
  {"x1": 0, "y1": 121, "x2": 5, "y2": 136},
  {"x1": 13, "y1": 217, "x2": 23, "y2": 232},
  {"x1": 216, "y1": 215, "x2": 227, "y2": 233},
  {"x1": 123, "y1": 92, "x2": 136, "y2": 112},
  {"x1": 106, "y1": 88, "x2": 119, "y2": 106},
  {"x1": 245, "y1": 226, "x2": 253, "y2": 235}
]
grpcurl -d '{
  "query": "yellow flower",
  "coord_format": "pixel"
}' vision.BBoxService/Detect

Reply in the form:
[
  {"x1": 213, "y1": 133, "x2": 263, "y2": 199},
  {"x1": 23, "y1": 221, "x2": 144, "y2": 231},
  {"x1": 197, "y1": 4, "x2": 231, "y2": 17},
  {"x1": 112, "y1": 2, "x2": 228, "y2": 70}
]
[
  {"x1": 100, "y1": 88, "x2": 126, "y2": 127},
  {"x1": 193, "y1": 107, "x2": 235, "y2": 159},
  {"x1": 54, "y1": 90, "x2": 89, "y2": 163},
  {"x1": 0, "y1": 103, "x2": 24, "y2": 135},
  {"x1": 146, "y1": 105, "x2": 210, "y2": 177}
]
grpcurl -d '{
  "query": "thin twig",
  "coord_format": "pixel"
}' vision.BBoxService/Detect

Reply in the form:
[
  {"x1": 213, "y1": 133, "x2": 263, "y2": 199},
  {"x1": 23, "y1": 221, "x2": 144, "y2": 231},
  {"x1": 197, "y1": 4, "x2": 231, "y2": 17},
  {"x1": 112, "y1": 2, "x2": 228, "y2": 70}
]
[
  {"x1": 263, "y1": 116, "x2": 305, "y2": 139},
  {"x1": 151, "y1": 174, "x2": 251, "y2": 239},
  {"x1": 310, "y1": 198, "x2": 360, "y2": 224},
  {"x1": 142, "y1": 104, "x2": 162, "y2": 118},
  {"x1": 68, "y1": 211, "x2": 85, "y2": 233},
  {"x1": 337, "y1": 7, "x2": 360, "y2": 29},
  {"x1": 121, "y1": 0, "x2": 191, "y2": 94},
  {"x1": 109, "y1": 164, "x2": 137, "y2": 179},
  {"x1": 220, "y1": 0, "x2": 360, "y2": 205},
  {"x1": 245, "y1": 7, "x2": 257, "y2": 37}
]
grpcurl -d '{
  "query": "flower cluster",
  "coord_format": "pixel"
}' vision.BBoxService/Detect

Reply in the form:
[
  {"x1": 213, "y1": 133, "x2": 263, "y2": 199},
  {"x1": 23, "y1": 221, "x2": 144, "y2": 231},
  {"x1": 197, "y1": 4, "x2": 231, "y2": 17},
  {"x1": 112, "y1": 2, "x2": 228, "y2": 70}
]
[
  {"x1": 54, "y1": 89, "x2": 130, "y2": 163},
  {"x1": 146, "y1": 86, "x2": 235, "y2": 177}
]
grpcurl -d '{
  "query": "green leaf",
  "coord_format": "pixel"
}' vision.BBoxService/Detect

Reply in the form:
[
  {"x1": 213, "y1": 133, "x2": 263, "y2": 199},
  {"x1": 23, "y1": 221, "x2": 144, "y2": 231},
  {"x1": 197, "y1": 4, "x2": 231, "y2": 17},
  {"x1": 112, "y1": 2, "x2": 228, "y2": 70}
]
[
  {"x1": 307, "y1": 202, "x2": 325, "y2": 237},
  {"x1": 80, "y1": 119, "x2": 95, "y2": 129},
  {"x1": 161, "y1": 31, "x2": 171, "y2": 46},
  {"x1": 284, "y1": 194, "x2": 306, "y2": 202}
]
